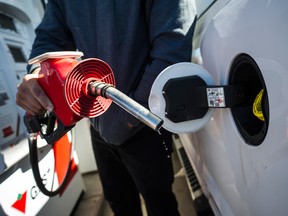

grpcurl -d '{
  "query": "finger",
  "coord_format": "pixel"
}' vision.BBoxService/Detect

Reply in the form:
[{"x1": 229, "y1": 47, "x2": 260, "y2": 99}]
[
  {"x1": 16, "y1": 100, "x2": 45, "y2": 116},
  {"x1": 29, "y1": 75, "x2": 54, "y2": 112},
  {"x1": 17, "y1": 78, "x2": 45, "y2": 110},
  {"x1": 16, "y1": 74, "x2": 53, "y2": 114},
  {"x1": 21, "y1": 74, "x2": 54, "y2": 112},
  {"x1": 16, "y1": 88, "x2": 46, "y2": 114}
]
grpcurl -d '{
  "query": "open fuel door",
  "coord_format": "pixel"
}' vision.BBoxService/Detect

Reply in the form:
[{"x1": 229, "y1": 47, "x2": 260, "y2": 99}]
[{"x1": 149, "y1": 61, "x2": 269, "y2": 146}]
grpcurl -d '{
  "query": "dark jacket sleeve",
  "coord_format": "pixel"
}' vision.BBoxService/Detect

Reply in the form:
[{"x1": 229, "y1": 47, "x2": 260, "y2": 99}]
[
  {"x1": 132, "y1": 0, "x2": 197, "y2": 105},
  {"x1": 27, "y1": 0, "x2": 76, "y2": 73}
]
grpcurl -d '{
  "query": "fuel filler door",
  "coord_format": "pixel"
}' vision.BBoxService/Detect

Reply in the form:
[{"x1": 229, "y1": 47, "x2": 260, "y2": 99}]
[{"x1": 149, "y1": 62, "x2": 268, "y2": 142}]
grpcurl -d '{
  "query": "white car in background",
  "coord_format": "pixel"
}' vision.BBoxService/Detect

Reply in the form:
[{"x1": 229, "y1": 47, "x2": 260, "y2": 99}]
[{"x1": 149, "y1": 0, "x2": 288, "y2": 215}]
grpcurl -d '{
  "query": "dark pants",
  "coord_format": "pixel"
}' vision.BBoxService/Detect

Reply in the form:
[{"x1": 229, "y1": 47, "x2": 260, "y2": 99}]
[{"x1": 90, "y1": 125, "x2": 180, "y2": 216}]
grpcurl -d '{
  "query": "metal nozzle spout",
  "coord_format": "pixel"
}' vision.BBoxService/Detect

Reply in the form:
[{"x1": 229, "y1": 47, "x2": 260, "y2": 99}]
[{"x1": 89, "y1": 81, "x2": 163, "y2": 131}]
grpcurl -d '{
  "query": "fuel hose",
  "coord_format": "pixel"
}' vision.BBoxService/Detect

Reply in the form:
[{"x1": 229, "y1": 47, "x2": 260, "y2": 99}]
[{"x1": 28, "y1": 132, "x2": 74, "y2": 197}]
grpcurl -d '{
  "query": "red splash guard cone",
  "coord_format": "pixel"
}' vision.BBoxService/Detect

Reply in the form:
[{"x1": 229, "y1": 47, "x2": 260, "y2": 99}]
[{"x1": 65, "y1": 58, "x2": 116, "y2": 118}]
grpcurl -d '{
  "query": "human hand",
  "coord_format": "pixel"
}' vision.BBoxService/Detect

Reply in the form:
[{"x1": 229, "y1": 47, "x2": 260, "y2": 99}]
[{"x1": 16, "y1": 68, "x2": 54, "y2": 115}]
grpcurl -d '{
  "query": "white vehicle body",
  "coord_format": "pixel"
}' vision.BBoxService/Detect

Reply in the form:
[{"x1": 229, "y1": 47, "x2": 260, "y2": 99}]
[{"x1": 177, "y1": 0, "x2": 288, "y2": 215}]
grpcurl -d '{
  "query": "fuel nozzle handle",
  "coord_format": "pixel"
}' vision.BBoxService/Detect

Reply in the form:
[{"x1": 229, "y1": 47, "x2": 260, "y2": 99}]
[{"x1": 89, "y1": 81, "x2": 163, "y2": 131}]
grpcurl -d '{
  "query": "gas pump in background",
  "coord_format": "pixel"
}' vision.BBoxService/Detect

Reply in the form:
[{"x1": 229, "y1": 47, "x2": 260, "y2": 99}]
[{"x1": 23, "y1": 51, "x2": 163, "y2": 196}]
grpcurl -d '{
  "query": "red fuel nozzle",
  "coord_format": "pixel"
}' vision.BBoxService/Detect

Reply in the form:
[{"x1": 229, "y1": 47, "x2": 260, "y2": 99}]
[{"x1": 27, "y1": 52, "x2": 162, "y2": 144}]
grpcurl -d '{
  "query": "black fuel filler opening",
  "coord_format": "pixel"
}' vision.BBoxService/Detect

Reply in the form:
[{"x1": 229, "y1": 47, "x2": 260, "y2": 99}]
[{"x1": 229, "y1": 53, "x2": 269, "y2": 146}]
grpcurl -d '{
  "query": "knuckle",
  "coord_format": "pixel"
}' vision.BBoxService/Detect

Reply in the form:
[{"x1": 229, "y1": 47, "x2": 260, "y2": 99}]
[
  {"x1": 33, "y1": 87, "x2": 43, "y2": 98},
  {"x1": 22, "y1": 74, "x2": 31, "y2": 82}
]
